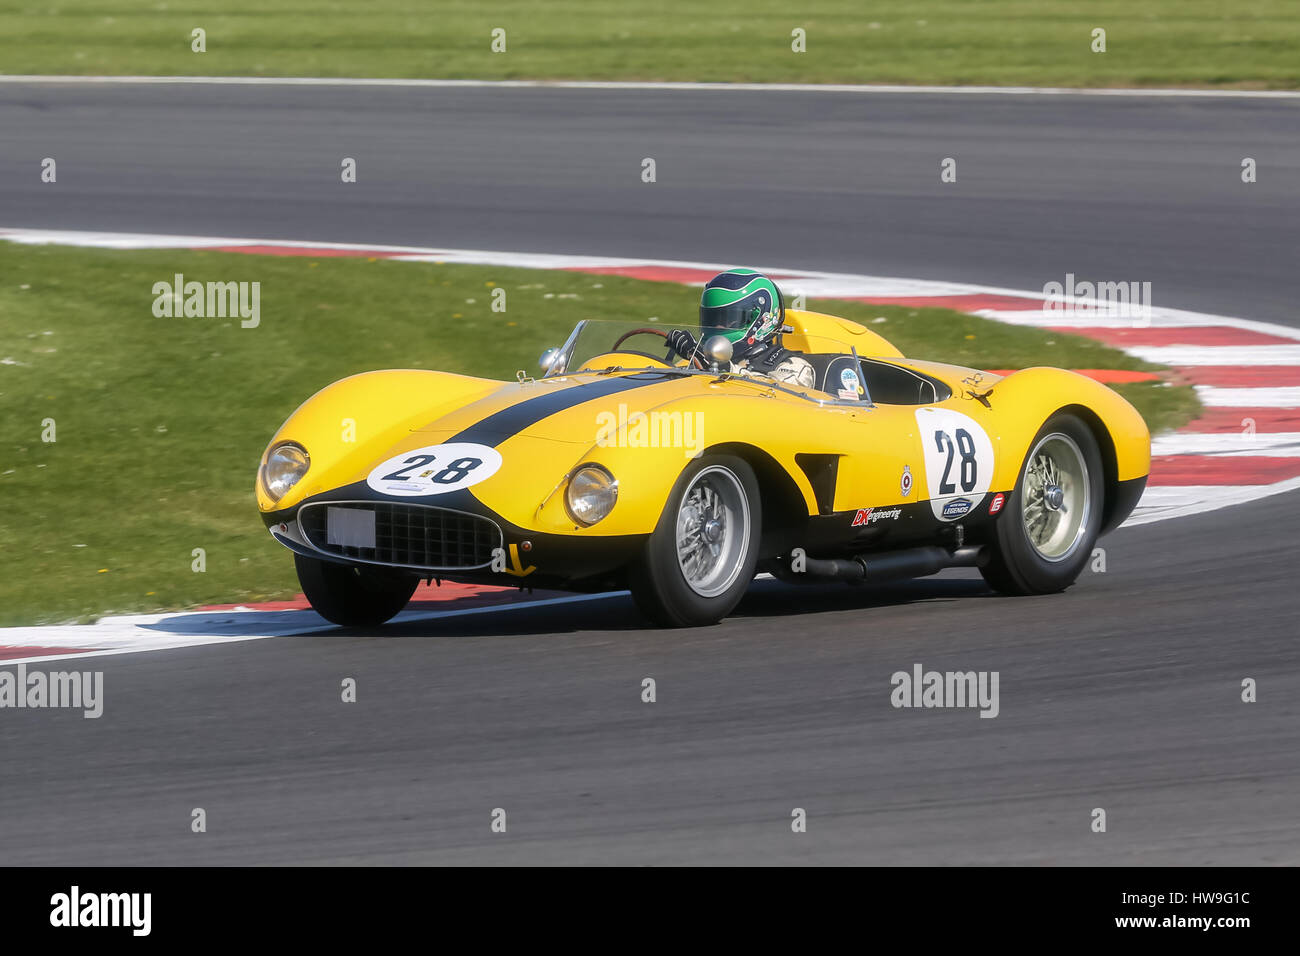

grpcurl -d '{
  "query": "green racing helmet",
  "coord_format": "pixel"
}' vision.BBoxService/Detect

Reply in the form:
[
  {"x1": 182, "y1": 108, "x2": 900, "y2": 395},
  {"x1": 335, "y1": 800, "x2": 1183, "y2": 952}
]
[{"x1": 698, "y1": 269, "x2": 785, "y2": 353}]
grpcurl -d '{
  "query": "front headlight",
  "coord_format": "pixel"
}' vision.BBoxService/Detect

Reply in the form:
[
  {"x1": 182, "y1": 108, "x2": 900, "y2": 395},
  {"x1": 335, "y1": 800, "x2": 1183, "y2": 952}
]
[
  {"x1": 260, "y1": 441, "x2": 310, "y2": 504},
  {"x1": 566, "y1": 464, "x2": 618, "y2": 526}
]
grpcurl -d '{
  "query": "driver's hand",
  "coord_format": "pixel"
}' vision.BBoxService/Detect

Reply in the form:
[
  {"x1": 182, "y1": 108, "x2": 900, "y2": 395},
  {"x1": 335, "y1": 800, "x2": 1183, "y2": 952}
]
[{"x1": 665, "y1": 329, "x2": 699, "y2": 361}]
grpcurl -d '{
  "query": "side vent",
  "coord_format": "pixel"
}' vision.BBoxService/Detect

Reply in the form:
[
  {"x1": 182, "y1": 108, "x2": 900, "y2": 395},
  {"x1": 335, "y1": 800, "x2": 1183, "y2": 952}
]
[{"x1": 794, "y1": 454, "x2": 840, "y2": 515}]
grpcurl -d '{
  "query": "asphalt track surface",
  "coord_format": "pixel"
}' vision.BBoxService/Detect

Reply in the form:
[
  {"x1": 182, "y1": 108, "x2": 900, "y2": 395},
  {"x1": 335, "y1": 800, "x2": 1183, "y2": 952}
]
[
  {"x1": 1, "y1": 83, "x2": 1299, "y2": 324},
  {"x1": 1, "y1": 83, "x2": 1298, "y2": 864}
]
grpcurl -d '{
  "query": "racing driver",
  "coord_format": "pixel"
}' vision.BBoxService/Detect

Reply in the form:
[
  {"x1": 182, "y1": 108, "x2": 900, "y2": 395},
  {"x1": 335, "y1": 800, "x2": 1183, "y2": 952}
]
[{"x1": 665, "y1": 268, "x2": 815, "y2": 389}]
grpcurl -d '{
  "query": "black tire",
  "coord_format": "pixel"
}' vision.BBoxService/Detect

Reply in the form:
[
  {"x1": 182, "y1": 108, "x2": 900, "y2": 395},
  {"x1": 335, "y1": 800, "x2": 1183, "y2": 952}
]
[
  {"x1": 629, "y1": 454, "x2": 761, "y2": 627},
  {"x1": 294, "y1": 553, "x2": 418, "y2": 627},
  {"x1": 980, "y1": 413, "x2": 1105, "y2": 595}
]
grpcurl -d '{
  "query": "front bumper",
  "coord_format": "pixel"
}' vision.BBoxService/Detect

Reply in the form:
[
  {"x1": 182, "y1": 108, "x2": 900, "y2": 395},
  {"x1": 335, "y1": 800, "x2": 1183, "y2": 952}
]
[{"x1": 262, "y1": 481, "x2": 647, "y2": 589}]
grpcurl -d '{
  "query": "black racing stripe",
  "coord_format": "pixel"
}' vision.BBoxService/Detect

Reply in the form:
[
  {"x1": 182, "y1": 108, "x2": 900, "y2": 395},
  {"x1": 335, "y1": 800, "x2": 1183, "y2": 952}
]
[{"x1": 450, "y1": 372, "x2": 679, "y2": 447}]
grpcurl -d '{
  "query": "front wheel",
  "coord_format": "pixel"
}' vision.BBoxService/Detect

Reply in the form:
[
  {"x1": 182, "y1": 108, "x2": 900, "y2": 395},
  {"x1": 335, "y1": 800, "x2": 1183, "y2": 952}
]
[
  {"x1": 629, "y1": 455, "x2": 761, "y2": 627},
  {"x1": 980, "y1": 414, "x2": 1104, "y2": 595},
  {"x1": 295, "y1": 554, "x2": 418, "y2": 627}
]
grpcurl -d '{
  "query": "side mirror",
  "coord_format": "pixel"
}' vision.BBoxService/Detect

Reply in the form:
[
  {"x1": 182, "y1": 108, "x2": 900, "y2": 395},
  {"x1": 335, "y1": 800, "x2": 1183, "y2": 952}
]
[
  {"x1": 539, "y1": 347, "x2": 561, "y2": 373},
  {"x1": 702, "y1": 335, "x2": 734, "y2": 369}
]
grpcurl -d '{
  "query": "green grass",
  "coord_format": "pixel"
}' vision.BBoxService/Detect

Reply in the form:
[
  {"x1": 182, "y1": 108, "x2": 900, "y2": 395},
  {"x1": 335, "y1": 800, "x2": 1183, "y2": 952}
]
[
  {"x1": 1, "y1": 1, "x2": 1298, "y2": 89},
  {"x1": 0, "y1": 242, "x2": 1196, "y2": 625}
]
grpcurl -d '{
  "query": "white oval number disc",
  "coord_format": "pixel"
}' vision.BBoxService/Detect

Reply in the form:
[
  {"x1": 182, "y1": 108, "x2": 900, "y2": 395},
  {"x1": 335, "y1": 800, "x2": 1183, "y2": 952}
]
[
  {"x1": 366, "y1": 442, "x2": 502, "y2": 497},
  {"x1": 914, "y1": 408, "x2": 995, "y2": 521}
]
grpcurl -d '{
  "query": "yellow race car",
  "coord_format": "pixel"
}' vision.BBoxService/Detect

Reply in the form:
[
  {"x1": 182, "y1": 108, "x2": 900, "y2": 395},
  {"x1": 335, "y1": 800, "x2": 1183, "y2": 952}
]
[{"x1": 256, "y1": 309, "x2": 1150, "y2": 627}]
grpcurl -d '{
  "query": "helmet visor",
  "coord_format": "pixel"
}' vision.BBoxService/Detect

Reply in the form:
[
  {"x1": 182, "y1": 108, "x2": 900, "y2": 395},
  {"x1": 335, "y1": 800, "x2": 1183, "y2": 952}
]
[{"x1": 700, "y1": 302, "x2": 763, "y2": 337}]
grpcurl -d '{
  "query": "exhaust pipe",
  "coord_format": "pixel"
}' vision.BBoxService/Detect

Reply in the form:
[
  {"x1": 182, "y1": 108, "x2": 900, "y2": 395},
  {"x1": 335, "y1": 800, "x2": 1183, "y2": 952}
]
[{"x1": 787, "y1": 545, "x2": 987, "y2": 584}]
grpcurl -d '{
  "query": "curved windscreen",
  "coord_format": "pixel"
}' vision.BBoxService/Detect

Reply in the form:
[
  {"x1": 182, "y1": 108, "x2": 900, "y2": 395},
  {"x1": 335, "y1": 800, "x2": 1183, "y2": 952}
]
[{"x1": 541, "y1": 319, "x2": 872, "y2": 406}]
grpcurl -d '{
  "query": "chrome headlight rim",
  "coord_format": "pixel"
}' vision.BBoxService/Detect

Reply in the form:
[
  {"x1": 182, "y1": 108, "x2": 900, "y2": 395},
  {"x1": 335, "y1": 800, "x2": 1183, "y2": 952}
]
[
  {"x1": 260, "y1": 441, "x2": 310, "y2": 505},
  {"x1": 565, "y1": 463, "x2": 618, "y2": 526}
]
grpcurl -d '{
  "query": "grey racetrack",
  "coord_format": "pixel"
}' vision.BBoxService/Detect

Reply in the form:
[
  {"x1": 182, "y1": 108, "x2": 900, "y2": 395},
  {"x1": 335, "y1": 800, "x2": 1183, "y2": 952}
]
[
  {"x1": 3, "y1": 83, "x2": 1300, "y2": 322},
  {"x1": 0, "y1": 83, "x2": 1297, "y2": 864}
]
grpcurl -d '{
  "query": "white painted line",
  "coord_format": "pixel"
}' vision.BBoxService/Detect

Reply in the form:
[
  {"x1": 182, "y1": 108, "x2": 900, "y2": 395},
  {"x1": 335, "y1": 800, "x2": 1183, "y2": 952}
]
[
  {"x1": 968, "y1": 306, "x2": 1300, "y2": 344},
  {"x1": 1152, "y1": 432, "x2": 1300, "y2": 457},
  {"x1": 0, "y1": 227, "x2": 737, "y2": 274},
  {"x1": 0, "y1": 230, "x2": 242, "y2": 251},
  {"x1": 1125, "y1": 477, "x2": 1300, "y2": 526},
  {"x1": 8, "y1": 225, "x2": 1300, "y2": 343},
  {"x1": 1195, "y1": 385, "x2": 1300, "y2": 408},
  {"x1": 0, "y1": 591, "x2": 625, "y2": 665},
  {"x1": 2, "y1": 75, "x2": 1299, "y2": 99},
  {"x1": 0, "y1": 228, "x2": 452, "y2": 256},
  {"x1": 1129, "y1": 346, "x2": 1300, "y2": 367},
  {"x1": 977, "y1": 310, "x2": 1234, "y2": 331}
]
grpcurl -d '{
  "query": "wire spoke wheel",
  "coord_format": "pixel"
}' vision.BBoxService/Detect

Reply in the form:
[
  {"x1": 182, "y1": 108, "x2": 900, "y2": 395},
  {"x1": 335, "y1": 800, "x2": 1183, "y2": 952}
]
[
  {"x1": 630, "y1": 454, "x2": 761, "y2": 627},
  {"x1": 1021, "y1": 432, "x2": 1091, "y2": 562},
  {"x1": 981, "y1": 414, "x2": 1104, "y2": 596},
  {"x1": 675, "y1": 465, "x2": 751, "y2": 598}
]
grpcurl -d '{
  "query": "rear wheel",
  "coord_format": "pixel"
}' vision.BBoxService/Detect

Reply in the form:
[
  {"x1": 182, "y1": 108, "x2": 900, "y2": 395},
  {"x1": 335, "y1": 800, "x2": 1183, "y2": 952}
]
[
  {"x1": 295, "y1": 554, "x2": 418, "y2": 626},
  {"x1": 629, "y1": 455, "x2": 761, "y2": 627},
  {"x1": 980, "y1": 414, "x2": 1104, "y2": 595}
]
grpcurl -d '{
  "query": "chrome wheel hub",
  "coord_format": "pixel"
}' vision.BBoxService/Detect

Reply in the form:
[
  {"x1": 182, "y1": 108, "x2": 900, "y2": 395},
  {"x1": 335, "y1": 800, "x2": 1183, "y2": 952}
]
[
  {"x1": 1043, "y1": 484, "x2": 1064, "y2": 510},
  {"x1": 1022, "y1": 433, "x2": 1091, "y2": 562}
]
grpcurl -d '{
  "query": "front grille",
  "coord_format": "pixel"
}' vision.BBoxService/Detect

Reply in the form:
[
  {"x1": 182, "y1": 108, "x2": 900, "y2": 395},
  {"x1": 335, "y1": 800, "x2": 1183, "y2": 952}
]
[{"x1": 299, "y1": 502, "x2": 502, "y2": 570}]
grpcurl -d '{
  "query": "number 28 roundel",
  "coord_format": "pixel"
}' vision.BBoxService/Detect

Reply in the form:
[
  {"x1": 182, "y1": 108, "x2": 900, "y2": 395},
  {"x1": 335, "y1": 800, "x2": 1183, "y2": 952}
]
[
  {"x1": 367, "y1": 442, "x2": 503, "y2": 497},
  {"x1": 914, "y1": 408, "x2": 995, "y2": 521}
]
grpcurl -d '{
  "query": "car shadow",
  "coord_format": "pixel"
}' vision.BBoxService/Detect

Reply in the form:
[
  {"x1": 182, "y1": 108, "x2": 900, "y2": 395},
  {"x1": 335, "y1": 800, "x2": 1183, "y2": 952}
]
[
  {"x1": 736, "y1": 573, "x2": 992, "y2": 619},
  {"x1": 138, "y1": 574, "x2": 995, "y2": 642},
  {"x1": 138, "y1": 608, "x2": 334, "y2": 637},
  {"x1": 323, "y1": 574, "x2": 995, "y2": 640}
]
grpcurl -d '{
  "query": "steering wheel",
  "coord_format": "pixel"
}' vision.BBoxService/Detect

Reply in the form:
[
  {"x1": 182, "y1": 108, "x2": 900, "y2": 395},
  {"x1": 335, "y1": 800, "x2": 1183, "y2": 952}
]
[{"x1": 612, "y1": 327, "x2": 704, "y2": 369}]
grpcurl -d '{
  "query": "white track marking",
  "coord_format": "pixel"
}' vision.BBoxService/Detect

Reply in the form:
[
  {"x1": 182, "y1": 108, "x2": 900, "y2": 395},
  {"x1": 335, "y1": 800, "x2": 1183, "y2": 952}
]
[
  {"x1": 0, "y1": 229, "x2": 243, "y2": 250},
  {"x1": 978, "y1": 311, "x2": 1180, "y2": 329},
  {"x1": 1126, "y1": 477, "x2": 1300, "y2": 526},
  {"x1": 1195, "y1": 386, "x2": 1300, "y2": 408},
  {"x1": 8, "y1": 225, "x2": 1300, "y2": 340},
  {"x1": 0, "y1": 227, "x2": 736, "y2": 271},
  {"x1": 2, "y1": 75, "x2": 1299, "y2": 99},
  {"x1": 975, "y1": 310, "x2": 1300, "y2": 338},
  {"x1": 0, "y1": 592, "x2": 627, "y2": 665},
  {"x1": 977, "y1": 308, "x2": 1300, "y2": 341},
  {"x1": 1129, "y1": 346, "x2": 1300, "y2": 367},
  {"x1": 1153, "y1": 433, "x2": 1300, "y2": 457}
]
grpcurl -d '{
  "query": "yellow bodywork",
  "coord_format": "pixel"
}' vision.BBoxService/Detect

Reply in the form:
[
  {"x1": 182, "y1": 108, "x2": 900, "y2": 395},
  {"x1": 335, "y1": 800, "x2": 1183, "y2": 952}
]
[{"x1": 258, "y1": 309, "x2": 1149, "y2": 540}]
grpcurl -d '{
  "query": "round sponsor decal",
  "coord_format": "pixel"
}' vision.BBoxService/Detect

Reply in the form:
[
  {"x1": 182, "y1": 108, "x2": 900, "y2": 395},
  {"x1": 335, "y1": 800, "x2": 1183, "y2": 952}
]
[
  {"x1": 366, "y1": 442, "x2": 503, "y2": 497},
  {"x1": 901, "y1": 464, "x2": 913, "y2": 497},
  {"x1": 914, "y1": 408, "x2": 995, "y2": 521},
  {"x1": 941, "y1": 497, "x2": 973, "y2": 519}
]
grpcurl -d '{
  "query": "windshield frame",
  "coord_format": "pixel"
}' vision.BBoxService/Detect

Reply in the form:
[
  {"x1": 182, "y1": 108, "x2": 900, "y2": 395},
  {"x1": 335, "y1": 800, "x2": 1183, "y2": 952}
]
[
  {"x1": 542, "y1": 319, "x2": 876, "y2": 409},
  {"x1": 543, "y1": 318, "x2": 589, "y2": 378}
]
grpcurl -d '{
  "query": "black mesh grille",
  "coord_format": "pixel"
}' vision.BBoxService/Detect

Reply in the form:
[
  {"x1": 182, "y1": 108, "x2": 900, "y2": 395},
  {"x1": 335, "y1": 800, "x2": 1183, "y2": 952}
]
[{"x1": 299, "y1": 502, "x2": 501, "y2": 570}]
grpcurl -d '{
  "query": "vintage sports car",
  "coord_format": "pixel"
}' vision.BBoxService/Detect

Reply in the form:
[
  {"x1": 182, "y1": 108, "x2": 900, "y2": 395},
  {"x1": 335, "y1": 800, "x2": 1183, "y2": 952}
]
[{"x1": 256, "y1": 310, "x2": 1150, "y2": 627}]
